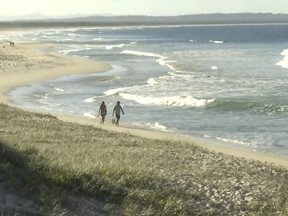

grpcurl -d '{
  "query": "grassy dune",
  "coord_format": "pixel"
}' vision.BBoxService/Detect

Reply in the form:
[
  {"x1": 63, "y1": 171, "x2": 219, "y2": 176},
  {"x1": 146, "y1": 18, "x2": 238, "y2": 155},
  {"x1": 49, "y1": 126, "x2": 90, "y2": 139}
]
[{"x1": 0, "y1": 103, "x2": 287, "y2": 215}]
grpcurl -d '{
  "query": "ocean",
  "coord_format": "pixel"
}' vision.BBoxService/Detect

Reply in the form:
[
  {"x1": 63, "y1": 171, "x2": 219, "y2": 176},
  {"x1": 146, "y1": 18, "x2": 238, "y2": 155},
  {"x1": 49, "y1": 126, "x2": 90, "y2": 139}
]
[{"x1": 8, "y1": 24, "x2": 288, "y2": 156}]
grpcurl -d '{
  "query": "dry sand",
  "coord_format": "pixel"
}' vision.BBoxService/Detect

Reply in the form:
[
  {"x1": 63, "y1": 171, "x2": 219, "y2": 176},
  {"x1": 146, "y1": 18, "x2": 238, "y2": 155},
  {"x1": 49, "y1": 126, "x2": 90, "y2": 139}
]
[
  {"x1": 0, "y1": 40, "x2": 287, "y2": 170},
  {"x1": 0, "y1": 40, "x2": 111, "y2": 103}
]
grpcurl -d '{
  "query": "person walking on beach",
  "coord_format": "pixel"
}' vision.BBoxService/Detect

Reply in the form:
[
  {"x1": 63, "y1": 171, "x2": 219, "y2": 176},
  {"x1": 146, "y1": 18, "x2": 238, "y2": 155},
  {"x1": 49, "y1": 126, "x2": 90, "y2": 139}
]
[
  {"x1": 99, "y1": 101, "x2": 107, "y2": 124},
  {"x1": 113, "y1": 101, "x2": 124, "y2": 126}
]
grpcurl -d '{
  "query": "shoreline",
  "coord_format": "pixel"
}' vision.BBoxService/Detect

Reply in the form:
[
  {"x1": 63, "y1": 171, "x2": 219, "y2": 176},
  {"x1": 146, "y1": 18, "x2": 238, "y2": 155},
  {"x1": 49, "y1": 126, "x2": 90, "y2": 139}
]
[
  {"x1": 57, "y1": 113, "x2": 288, "y2": 169},
  {"x1": 1, "y1": 40, "x2": 287, "y2": 169},
  {"x1": 0, "y1": 41, "x2": 111, "y2": 104}
]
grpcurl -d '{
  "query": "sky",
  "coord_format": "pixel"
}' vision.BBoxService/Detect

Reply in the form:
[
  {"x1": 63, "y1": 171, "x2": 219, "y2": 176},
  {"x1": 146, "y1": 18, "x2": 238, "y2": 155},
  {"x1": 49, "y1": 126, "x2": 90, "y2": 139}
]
[{"x1": 1, "y1": 0, "x2": 288, "y2": 17}]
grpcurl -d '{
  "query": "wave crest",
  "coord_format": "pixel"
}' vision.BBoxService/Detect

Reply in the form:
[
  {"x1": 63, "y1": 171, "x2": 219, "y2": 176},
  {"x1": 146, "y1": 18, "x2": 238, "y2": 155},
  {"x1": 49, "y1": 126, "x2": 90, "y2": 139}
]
[
  {"x1": 207, "y1": 99, "x2": 288, "y2": 114},
  {"x1": 276, "y1": 49, "x2": 288, "y2": 69},
  {"x1": 132, "y1": 121, "x2": 168, "y2": 131},
  {"x1": 121, "y1": 49, "x2": 176, "y2": 72},
  {"x1": 121, "y1": 50, "x2": 164, "y2": 58},
  {"x1": 120, "y1": 93, "x2": 215, "y2": 107}
]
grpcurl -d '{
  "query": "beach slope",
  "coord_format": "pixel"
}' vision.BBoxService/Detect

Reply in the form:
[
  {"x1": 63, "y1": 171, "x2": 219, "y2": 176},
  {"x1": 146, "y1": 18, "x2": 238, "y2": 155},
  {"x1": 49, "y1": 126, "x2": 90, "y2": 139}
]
[
  {"x1": 1, "y1": 40, "x2": 287, "y2": 168},
  {"x1": 0, "y1": 40, "x2": 287, "y2": 215}
]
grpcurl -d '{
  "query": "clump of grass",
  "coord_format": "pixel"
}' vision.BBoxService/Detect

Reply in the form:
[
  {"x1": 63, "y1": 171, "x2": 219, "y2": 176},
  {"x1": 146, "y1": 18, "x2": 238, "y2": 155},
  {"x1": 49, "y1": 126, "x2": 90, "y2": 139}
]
[{"x1": 0, "y1": 103, "x2": 287, "y2": 215}]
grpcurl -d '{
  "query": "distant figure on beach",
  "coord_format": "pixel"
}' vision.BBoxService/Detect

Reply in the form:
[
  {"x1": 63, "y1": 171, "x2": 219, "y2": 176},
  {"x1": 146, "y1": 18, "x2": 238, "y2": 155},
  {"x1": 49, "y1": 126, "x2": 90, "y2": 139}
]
[
  {"x1": 113, "y1": 101, "x2": 124, "y2": 126},
  {"x1": 99, "y1": 101, "x2": 107, "y2": 124},
  {"x1": 9, "y1": 41, "x2": 14, "y2": 47}
]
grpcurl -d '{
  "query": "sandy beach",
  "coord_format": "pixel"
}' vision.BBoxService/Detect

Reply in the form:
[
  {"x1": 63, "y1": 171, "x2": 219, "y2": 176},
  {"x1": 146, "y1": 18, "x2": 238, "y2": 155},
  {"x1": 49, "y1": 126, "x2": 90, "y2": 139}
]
[
  {"x1": 0, "y1": 35, "x2": 288, "y2": 215},
  {"x1": 0, "y1": 39, "x2": 287, "y2": 169},
  {"x1": 0, "y1": 40, "x2": 111, "y2": 103}
]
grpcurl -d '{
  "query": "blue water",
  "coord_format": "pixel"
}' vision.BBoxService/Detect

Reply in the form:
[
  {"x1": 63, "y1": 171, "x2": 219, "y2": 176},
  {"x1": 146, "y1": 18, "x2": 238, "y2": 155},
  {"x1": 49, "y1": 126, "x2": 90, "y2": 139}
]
[{"x1": 9, "y1": 24, "x2": 288, "y2": 156}]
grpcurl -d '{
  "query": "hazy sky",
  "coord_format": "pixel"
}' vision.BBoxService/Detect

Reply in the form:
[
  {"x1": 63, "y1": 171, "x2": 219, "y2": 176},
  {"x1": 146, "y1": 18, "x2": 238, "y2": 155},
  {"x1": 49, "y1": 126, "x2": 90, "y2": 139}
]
[{"x1": 1, "y1": 0, "x2": 288, "y2": 17}]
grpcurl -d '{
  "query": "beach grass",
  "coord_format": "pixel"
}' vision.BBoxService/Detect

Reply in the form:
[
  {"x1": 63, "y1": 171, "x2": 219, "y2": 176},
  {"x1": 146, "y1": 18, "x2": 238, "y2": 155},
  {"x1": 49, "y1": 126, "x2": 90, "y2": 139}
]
[{"x1": 0, "y1": 103, "x2": 287, "y2": 215}]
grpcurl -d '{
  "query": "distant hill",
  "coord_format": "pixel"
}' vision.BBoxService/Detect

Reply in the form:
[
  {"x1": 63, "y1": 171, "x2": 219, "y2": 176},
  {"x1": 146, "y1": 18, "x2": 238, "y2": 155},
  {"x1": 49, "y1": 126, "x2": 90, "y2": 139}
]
[
  {"x1": 1, "y1": 13, "x2": 288, "y2": 28},
  {"x1": 64, "y1": 13, "x2": 288, "y2": 24}
]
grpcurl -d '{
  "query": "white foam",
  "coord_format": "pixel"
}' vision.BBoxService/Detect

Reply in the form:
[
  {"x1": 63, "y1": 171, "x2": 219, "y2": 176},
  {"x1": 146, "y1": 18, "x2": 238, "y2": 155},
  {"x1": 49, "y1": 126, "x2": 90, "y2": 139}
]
[
  {"x1": 157, "y1": 59, "x2": 177, "y2": 71},
  {"x1": 132, "y1": 121, "x2": 168, "y2": 132},
  {"x1": 83, "y1": 112, "x2": 97, "y2": 119},
  {"x1": 33, "y1": 94, "x2": 48, "y2": 99},
  {"x1": 276, "y1": 49, "x2": 288, "y2": 69},
  {"x1": 211, "y1": 66, "x2": 218, "y2": 70},
  {"x1": 147, "y1": 78, "x2": 158, "y2": 86},
  {"x1": 54, "y1": 87, "x2": 65, "y2": 92},
  {"x1": 84, "y1": 96, "x2": 96, "y2": 103},
  {"x1": 104, "y1": 87, "x2": 131, "y2": 96},
  {"x1": 149, "y1": 122, "x2": 168, "y2": 131},
  {"x1": 60, "y1": 38, "x2": 73, "y2": 41},
  {"x1": 168, "y1": 71, "x2": 191, "y2": 78},
  {"x1": 85, "y1": 47, "x2": 92, "y2": 50},
  {"x1": 121, "y1": 50, "x2": 164, "y2": 58},
  {"x1": 216, "y1": 137, "x2": 250, "y2": 146},
  {"x1": 41, "y1": 35, "x2": 53, "y2": 39},
  {"x1": 122, "y1": 50, "x2": 176, "y2": 72},
  {"x1": 209, "y1": 40, "x2": 224, "y2": 44},
  {"x1": 106, "y1": 44, "x2": 125, "y2": 50},
  {"x1": 119, "y1": 93, "x2": 215, "y2": 107},
  {"x1": 58, "y1": 49, "x2": 80, "y2": 55}
]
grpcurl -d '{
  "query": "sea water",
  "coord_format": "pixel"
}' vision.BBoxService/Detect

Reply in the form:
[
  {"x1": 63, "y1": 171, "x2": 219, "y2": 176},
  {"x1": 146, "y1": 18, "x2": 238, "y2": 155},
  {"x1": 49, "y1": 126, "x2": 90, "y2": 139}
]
[{"x1": 8, "y1": 24, "x2": 288, "y2": 156}]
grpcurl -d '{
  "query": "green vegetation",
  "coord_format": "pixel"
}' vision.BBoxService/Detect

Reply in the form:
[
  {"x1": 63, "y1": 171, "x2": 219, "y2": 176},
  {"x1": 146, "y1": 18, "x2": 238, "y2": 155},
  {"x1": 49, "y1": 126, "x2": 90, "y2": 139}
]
[{"x1": 0, "y1": 103, "x2": 287, "y2": 215}]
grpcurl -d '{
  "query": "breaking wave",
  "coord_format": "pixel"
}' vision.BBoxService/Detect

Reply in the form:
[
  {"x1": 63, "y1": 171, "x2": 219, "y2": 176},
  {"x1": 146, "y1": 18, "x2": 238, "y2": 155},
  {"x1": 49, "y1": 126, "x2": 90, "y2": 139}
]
[
  {"x1": 121, "y1": 50, "x2": 176, "y2": 72},
  {"x1": 276, "y1": 49, "x2": 288, "y2": 69},
  {"x1": 119, "y1": 93, "x2": 215, "y2": 108},
  {"x1": 132, "y1": 121, "x2": 168, "y2": 132},
  {"x1": 207, "y1": 99, "x2": 288, "y2": 115}
]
